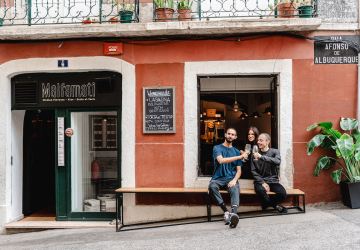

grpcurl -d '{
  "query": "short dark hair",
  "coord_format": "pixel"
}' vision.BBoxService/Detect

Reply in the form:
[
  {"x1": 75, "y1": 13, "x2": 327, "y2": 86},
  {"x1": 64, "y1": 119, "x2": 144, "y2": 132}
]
[
  {"x1": 226, "y1": 127, "x2": 237, "y2": 136},
  {"x1": 260, "y1": 133, "x2": 271, "y2": 142}
]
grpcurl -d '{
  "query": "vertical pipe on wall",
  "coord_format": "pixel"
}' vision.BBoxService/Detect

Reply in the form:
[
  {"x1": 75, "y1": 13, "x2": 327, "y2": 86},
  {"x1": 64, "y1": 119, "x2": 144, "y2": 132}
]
[{"x1": 358, "y1": 52, "x2": 360, "y2": 121}]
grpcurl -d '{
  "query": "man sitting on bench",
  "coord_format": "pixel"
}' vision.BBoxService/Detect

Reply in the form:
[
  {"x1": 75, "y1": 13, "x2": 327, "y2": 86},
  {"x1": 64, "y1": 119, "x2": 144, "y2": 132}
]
[
  {"x1": 208, "y1": 128, "x2": 248, "y2": 229},
  {"x1": 251, "y1": 133, "x2": 287, "y2": 213}
]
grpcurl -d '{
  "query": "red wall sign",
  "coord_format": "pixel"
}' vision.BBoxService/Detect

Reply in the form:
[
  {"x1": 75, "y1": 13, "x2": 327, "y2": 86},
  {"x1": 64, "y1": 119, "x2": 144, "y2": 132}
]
[{"x1": 104, "y1": 43, "x2": 123, "y2": 55}]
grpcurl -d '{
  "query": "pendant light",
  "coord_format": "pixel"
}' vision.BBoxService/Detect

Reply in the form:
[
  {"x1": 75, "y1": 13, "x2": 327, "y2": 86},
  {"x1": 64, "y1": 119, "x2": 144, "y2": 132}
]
[
  {"x1": 262, "y1": 79, "x2": 274, "y2": 116},
  {"x1": 250, "y1": 94, "x2": 262, "y2": 118},
  {"x1": 239, "y1": 113, "x2": 246, "y2": 120},
  {"x1": 215, "y1": 118, "x2": 222, "y2": 125},
  {"x1": 232, "y1": 77, "x2": 239, "y2": 112}
]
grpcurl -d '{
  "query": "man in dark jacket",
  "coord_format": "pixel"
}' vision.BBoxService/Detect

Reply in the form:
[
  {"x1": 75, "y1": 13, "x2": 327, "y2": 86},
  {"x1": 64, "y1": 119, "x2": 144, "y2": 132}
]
[{"x1": 251, "y1": 133, "x2": 287, "y2": 213}]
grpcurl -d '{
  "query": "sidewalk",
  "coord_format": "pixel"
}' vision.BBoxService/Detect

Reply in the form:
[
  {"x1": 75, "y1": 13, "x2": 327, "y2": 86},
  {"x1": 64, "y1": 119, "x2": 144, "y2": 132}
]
[{"x1": 1, "y1": 203, "x2": 360, "y2": 250}]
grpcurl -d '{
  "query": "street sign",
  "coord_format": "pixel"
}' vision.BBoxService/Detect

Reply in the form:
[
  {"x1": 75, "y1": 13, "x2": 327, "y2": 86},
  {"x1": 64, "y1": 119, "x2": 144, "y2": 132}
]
[{"x1": 314, "y1": 35, "x2": 359, "y2": 64}]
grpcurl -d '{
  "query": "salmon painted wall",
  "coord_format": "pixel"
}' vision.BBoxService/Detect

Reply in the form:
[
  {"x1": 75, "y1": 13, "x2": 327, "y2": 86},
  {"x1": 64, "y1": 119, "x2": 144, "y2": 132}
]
[{"x1": 0, "y1": 30, "x2": 358, "y2": 204}]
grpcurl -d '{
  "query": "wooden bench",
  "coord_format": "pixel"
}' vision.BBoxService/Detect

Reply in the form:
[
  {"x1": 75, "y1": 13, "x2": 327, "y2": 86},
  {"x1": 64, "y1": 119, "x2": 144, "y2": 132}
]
[{"x1": 115, "y1": 187, "x2": 305, "y2": 231}]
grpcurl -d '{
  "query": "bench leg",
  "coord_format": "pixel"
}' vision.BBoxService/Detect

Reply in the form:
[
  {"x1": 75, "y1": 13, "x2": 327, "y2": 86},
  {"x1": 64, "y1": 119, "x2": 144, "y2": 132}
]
[
  {"x1": 206, "y1": 192, "x2": 211, "y2": 222},
  {"x1": 116, "y1": 193, "x2": 119, "y2": 232}
]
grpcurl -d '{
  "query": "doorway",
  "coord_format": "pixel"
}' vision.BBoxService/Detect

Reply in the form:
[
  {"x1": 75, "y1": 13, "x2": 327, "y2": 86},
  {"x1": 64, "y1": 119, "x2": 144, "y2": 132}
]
[{"x1": 23, "y1": 110, "x2": 56, "y2": 218}]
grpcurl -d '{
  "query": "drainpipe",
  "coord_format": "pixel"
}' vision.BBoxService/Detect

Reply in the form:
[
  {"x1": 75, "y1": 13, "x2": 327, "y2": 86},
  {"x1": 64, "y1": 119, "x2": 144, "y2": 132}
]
[{"x1": 358, "y1": 52, "x2": 360, "y2": 121}]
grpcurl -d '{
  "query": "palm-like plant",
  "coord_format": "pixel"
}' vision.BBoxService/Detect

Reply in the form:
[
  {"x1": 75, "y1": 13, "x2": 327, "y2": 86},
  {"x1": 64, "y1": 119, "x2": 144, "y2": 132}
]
[{"x1": 307, "y1": 117, "x2": 360, "y2": 183}]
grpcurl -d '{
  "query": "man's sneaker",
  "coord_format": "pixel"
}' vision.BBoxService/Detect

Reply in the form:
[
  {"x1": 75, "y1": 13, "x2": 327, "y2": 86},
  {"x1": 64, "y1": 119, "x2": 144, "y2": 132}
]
[
  {"x1": 275, "y1": 204, "x2": 288, "y2": 213},
  {"x1": 229, "y1": 213, "x2": 239, "y2": 228},
  {"x1": 224, "y1": 211, "x2": 231, "y2": 225}
]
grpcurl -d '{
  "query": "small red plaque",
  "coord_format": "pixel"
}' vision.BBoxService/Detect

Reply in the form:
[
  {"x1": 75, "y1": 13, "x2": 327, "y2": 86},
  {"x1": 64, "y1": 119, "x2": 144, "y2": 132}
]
[{"x1": 104, "y1": 43, "x2": 123, "y2": 55}]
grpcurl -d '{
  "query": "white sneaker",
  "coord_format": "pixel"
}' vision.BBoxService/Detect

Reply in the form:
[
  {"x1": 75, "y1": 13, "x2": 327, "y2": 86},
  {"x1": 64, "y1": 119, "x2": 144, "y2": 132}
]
[{"x1": 224, "y1": 211, "x2": 231, "y2": 225}]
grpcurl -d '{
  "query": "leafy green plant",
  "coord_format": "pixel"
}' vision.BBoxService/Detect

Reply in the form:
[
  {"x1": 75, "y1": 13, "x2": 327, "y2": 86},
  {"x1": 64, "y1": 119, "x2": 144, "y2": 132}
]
[
  {"x1": 119, "y1": 2, "x2": 134, "y2": 12},
  {"x1": 177, "y1": 0, "x2": 193, "y2": 9},
  {"x1": 307, "y1": 118, "x2": 360, "y2": 184},
  {"x1": 155, "y1": 0, "x2": 174, "y2": 9}
]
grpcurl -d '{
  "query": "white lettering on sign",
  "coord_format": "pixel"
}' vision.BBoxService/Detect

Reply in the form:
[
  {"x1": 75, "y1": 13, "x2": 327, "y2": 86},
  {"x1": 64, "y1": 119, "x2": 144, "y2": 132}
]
[
  {"x1": 108, "y1": 46, "x2": 118, "y2": 51},
  {"x1": 42, "y1": 82, "x2": 96, "y2": 99}
]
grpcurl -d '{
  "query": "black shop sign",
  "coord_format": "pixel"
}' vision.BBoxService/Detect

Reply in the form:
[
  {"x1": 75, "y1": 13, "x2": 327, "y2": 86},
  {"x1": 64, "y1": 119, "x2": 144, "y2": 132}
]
[
  {"x1": 314, "y1": 35, "x2": 360, "y2": 64},
  {"x1": 11, "y1": 72, "x2": 122, "y2": 108},
  {"x1": 143, "y1": 87, "x2": 175, "y2": 134}
]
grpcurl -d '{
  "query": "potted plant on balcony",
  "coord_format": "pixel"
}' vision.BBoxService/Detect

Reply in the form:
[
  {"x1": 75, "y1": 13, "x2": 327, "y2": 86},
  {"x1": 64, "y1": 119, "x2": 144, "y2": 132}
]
[
  {"x1": 177, "y1": 0, "x2": 193, "y2": 21},
  {"x1": 155, "y1": 0, "x2": 175, "y2": 22},
  {"x1": 307, "y1": 117, "x2": 360, "y2": 209},
  {"x1": 82, "y1": 17, "x2": 91, "y2": 25},
  {"x1": 119, "y1": 2, "x2": 134, "y2": 23},
  {"x1": 275, "y1": 0, "x2": 295, "y2": 18},
  {"x1": 296, "y1": 0, "x2": 314, "y2": 18}
]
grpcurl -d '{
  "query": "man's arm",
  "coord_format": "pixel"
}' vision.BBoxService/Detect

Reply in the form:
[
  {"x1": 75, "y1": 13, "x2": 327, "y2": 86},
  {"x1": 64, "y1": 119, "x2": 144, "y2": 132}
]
[
  {"x1": 228, "y1": 166, "x2": 241, "y2": 188},
  {"x1": 258, "y1": 149, "x2": 281, "y2": 165},
  {"x1": 216, "y1": 153, "x2": 247, "y2": 165},
  {"x1": 251, "y1": 155, "x2": 265, "y2": 184}
]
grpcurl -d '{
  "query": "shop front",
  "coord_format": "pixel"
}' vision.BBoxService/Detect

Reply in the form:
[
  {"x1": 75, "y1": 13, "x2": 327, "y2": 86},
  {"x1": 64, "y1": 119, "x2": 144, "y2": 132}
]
[{"x1": 11, "y1": 71, "x2": 122, "y2": 221}]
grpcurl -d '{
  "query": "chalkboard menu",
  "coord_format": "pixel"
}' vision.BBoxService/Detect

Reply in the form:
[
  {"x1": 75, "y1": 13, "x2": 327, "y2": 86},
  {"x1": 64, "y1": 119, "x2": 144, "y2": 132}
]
[{"x1": 143, "y1": 87, "x2": 176, "y2": 134}]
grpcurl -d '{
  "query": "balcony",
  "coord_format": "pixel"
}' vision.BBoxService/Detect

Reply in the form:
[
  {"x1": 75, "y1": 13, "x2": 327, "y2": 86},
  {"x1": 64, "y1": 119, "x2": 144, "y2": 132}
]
[
  {"x1": 0, "y1": 0, "x2": 139, "y2": 25},
  {"x1": 0, "y1": 0, "x2": 322, "y2": 40},
  {"x1": 153, "y1": 0, "x2": 318, "y2": 22}
]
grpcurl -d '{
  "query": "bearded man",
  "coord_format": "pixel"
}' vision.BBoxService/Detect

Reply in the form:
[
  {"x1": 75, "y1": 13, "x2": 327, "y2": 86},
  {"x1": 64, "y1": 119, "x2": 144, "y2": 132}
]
[
  {"x1": 208, "y1": 128, "x2": 248, "y2": 229},
  {"x1": 251, "y1": 133, "x2": 287, "y2": 213}
]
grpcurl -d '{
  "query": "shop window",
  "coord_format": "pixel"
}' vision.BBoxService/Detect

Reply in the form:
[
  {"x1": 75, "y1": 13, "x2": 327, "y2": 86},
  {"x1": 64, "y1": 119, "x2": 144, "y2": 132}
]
[
  {"x1": 198, "y1": 76, "x2": 277, "y2": 179},
  {"x1": 71, "y1": 111, "x2": 118, "y2": 213}
]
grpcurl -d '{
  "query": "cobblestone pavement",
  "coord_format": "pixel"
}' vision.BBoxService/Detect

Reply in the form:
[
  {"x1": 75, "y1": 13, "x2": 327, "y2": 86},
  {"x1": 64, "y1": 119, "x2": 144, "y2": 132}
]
[{"x1": 1, "y1": 204, "x2": 360, "y2": 250}]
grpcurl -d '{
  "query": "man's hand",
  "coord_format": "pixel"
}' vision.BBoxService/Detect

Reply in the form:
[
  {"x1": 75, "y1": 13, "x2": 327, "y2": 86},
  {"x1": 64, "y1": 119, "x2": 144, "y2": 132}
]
[
  {"x1": 254, "y1": 153, "x2": 262, "y2": 159},
  {"x1": 262, "y1": 183, "x2": 270, "y2": 192},
  {"x1": 240, "y1": 152, "x2": 248, "y2": 160},
  {"x1": 228, "y1": 180, "x2": 237, "y2": 188}
]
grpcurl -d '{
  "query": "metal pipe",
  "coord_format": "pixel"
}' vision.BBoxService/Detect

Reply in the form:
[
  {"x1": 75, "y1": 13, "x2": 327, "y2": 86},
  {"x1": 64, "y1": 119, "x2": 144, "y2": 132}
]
[{"x1": 358, "y1": 52, "x2": 360, "y2": 121}]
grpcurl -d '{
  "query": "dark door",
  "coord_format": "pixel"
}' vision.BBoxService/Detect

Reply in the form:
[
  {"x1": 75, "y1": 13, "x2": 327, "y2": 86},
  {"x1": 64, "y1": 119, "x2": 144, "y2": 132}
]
[
  {"x1": 23, "y1": 110, "x2": 56, "y2": 216},
  {"x1": 271, "y1": 77, "x2": 278, "y2": 149}
]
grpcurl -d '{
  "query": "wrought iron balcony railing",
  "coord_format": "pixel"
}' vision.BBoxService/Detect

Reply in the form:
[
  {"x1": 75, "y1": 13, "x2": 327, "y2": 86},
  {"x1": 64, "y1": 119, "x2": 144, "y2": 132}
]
[
  {"x1": 153, "y1": 0, "x2": 318, "y2": 22},
  {"x1": 0, "y1": 0, "x2": 139, "y2": 25}
]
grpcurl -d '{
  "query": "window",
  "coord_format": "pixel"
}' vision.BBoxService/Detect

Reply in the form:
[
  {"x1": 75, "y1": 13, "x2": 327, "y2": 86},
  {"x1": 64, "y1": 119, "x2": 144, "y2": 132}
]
[{"x1": 198, "y1": 76, "x2": 277, "y2": 179}]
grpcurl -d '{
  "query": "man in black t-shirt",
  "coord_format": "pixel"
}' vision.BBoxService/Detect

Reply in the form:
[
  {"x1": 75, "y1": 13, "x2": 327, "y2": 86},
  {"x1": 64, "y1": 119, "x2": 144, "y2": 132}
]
[{"x1": 251, "y1": 133, "x2": 287, "y2": 213}]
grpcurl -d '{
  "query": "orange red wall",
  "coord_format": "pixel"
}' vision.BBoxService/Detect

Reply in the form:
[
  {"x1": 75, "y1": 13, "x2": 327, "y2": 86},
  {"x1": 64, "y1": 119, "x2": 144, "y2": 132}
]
[{"x1": 1, "y1": 30, "x2": 358, "y2": 204}]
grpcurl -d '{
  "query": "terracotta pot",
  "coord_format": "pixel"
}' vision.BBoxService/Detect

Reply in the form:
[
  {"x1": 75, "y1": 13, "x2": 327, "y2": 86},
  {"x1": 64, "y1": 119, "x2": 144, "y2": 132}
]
[
  {"x1": 110, "y1": 17, "x2": 118, "y2": 24},
  {"x1": 277, "y1": 3, "x2": 295, "y2": 18},
  {"x1": 178, "y1": 8, "x2": 191, "y2": 21},
  {"x1": 82, "y1": 20, "x2": 91, "y2": 25},
  {"x1": 155, "y1": 7, "x2": 174, "y2": 22}
]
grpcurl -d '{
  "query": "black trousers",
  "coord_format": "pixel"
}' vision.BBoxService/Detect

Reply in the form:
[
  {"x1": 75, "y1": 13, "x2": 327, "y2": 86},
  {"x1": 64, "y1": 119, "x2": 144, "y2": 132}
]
[{"x1": 254, "y1": 182, "x2": 287, "y2": 208}]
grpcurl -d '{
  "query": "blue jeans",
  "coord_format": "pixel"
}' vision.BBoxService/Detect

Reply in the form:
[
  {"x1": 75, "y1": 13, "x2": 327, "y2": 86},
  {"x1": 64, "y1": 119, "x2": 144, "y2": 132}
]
[{"x1": 208, "y1": 180, "x2": 240, "y2": 206}]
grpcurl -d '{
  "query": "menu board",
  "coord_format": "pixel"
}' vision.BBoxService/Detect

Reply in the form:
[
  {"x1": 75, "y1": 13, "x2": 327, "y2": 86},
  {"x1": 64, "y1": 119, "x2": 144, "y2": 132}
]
[{"x1": 143, "y1": 87, "x2": 176, "y2": 134}]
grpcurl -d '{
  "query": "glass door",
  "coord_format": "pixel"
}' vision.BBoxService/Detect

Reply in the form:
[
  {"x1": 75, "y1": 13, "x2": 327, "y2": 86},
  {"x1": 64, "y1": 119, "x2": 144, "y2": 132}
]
[{"x1": 67, "y1": 109, "x2": 120, "y2": 220}]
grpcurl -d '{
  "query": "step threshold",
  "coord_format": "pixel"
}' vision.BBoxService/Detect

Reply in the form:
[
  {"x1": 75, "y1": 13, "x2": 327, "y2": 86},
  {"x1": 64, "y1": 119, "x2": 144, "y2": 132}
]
[{"x1": 5, "y1": 221, "x2": 115, "y2": 229}]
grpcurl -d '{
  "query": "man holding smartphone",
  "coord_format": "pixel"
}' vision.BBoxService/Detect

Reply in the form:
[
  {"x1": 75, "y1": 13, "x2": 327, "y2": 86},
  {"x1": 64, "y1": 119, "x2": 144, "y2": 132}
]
[
  {"x1": 251, "y1": 133, "x2": 287, "y2": 213},
  {"x1": 208, "y1": 128, "x2": 248, "y2": 229}
]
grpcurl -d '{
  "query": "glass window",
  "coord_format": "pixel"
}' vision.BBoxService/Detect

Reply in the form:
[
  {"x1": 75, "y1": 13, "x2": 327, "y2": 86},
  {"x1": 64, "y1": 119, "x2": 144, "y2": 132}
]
[{"x1": 70, "y1": 111, "x2": 118, "y2": 212}]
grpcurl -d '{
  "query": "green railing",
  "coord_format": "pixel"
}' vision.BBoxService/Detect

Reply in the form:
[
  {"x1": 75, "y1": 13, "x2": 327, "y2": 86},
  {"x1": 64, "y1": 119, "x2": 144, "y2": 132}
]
[
  {"x1": 0, "y1": 0, "x2": 139, "y2": 26},
  {"x1": 153, "y1": 0, "x2": 318, "y2": 22}
]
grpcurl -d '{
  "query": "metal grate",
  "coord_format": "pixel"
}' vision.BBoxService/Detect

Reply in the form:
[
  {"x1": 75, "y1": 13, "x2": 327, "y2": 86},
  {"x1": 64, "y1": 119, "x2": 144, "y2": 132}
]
[{"x1": 14, "y1": 82, "x2": 38, "y2": 105}]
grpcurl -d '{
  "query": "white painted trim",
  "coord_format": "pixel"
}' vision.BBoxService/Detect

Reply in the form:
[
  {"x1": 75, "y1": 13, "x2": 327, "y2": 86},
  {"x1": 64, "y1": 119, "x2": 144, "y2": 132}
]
[
  {"x1": 0, "y1": 56, "x2": 136, "y2": 228},
  {"x1": 184, "y1": 59, "x2": 293, "y2": 189}
]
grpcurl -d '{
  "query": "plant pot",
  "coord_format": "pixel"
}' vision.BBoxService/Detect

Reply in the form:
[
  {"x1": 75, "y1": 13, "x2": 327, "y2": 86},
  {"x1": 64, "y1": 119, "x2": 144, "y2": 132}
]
[
  {"x1": 110, "y1": 17, "x2": 118, "y2": 24},
  {"x1": 82, "y1": 20, "x2": 91, "y2": 25},
  {"x1": 340, "y1": 180, "x2": 360, "y2": 209},
  {"x1": 277, "y1": 3, "x2": 295, "y2": 18},
  {"x1": 178, "y1": 8, "x2": 191, "y2": 21},
  {"x1": 155, "y1": 7, "x2": 174, "y2": 22},
  {"x1": 297, "y1": 5, "x2": 314, "y2": 18},
  {"x1": 119, "y1": 10, "x2": 133, "y2": 23}
]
